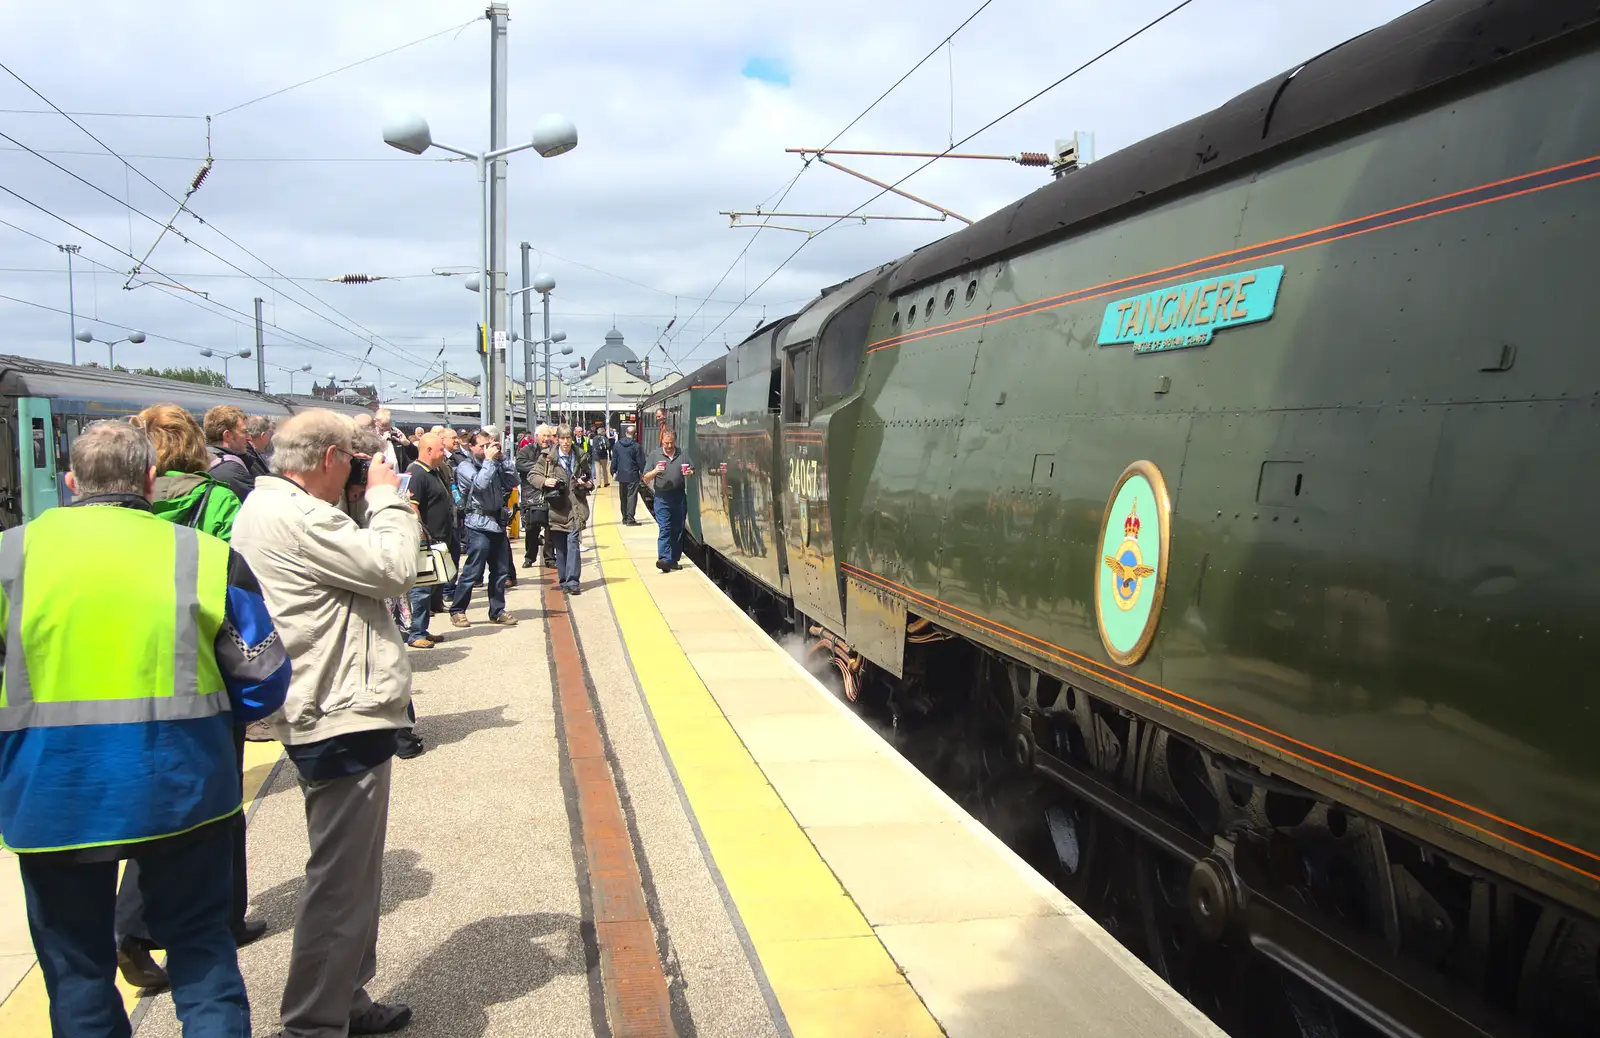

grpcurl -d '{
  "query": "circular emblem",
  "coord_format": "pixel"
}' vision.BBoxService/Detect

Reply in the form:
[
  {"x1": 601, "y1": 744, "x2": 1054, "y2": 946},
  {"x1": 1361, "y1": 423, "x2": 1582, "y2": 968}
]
[
  {"x1": 799, "y1": 497, "x2": 811, "y2": 547},
  {"x1": 1094, "y1": 460, "x2": 1172, "y2": 666}
]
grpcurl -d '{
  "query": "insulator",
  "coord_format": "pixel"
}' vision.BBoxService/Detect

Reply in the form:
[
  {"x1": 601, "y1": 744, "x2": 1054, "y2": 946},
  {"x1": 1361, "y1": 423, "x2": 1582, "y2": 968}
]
[
  {"x1": 1016, "y1": 151, "x2": 1050, "y2": 167},
  {"x1": 333, "y1": 274, "x2": 376, "y2": 284},
  {"x1": 190, "y1": 165, "x2": 211, "y2": 192}
]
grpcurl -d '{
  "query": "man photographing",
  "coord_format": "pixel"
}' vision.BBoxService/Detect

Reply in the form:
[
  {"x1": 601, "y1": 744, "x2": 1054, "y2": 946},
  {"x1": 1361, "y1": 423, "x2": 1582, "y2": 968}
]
[{"x1": 233, "y1": 409, "x2": 420, "y2": 1035}]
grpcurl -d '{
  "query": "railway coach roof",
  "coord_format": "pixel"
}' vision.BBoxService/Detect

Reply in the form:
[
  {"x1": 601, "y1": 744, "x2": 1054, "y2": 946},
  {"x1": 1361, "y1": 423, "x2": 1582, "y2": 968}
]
[
  {"x1": 886, "y1": 0, "x2": 1600, "y2": 296},
  {"x1": 644, "y1": 354, "x2": 727, "y2": 407},
  {"x1": 0, "y1": 354, "x2": 293, "y2": 417}
]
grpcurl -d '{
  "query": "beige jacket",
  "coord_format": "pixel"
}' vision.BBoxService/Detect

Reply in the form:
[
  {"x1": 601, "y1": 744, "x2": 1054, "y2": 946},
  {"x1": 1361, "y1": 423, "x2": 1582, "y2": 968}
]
[{"x1": 232, "y1": 475, "x2": 420, "y2": 745}]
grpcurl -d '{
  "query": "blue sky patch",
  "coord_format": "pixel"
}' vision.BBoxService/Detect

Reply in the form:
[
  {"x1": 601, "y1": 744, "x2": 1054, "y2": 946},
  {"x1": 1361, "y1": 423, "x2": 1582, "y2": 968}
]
[{"x1": 740, "y1": 56, "x2": 790, "y2": 87}]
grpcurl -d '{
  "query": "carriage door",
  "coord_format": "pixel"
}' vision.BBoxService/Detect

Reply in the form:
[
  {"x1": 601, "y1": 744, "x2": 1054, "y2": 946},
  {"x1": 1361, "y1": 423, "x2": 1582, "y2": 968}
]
[{"x1": 16, "y1": 398, "x2": 58, "y2": 521}]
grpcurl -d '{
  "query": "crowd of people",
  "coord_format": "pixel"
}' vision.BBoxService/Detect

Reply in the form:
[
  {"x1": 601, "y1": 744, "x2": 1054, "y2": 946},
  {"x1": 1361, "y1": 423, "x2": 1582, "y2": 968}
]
[{"x1": 0, "y1": 399, "x2": 697, "y2": 1036}]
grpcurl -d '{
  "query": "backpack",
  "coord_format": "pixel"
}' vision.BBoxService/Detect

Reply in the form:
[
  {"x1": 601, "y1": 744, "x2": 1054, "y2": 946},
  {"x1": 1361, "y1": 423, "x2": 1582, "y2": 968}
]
[
  {"x1": 208, "y1": 449, "x2": 246, "y2": 473},
  {"x1": 179, "y1": 483, "x2": 216, "y2": 531}
]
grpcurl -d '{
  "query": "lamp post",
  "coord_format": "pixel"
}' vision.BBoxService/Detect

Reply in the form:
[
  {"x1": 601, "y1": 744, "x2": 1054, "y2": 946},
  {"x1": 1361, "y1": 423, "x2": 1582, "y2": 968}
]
[
  {"x1": 74, "y1": 328, "x2": 145, "y2": 370},
  {"x1": 382, "y1": 109, "x2": 578, "y2": 429},
  {"x1": 276, "y1": 362, "x2": 313, "y2": 394},
  {"x1": 525, "y1": 333, "x2": 573, "y2": 426},
  {"x1": 200, "y1": 348, "x2": 252, "y2": 386}
]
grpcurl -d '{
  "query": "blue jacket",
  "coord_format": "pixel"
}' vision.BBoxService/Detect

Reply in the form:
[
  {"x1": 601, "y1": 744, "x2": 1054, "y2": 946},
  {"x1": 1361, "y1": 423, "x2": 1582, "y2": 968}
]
[
  {"x1": 613, "y1": 436, "x2": 645, "y2": 483},
  {"x1": 455, "y1": 452, "x2": 518, "y2": 534},
  {"x1": 0, "y1": 501, "x2": 290, "y2": 856}
]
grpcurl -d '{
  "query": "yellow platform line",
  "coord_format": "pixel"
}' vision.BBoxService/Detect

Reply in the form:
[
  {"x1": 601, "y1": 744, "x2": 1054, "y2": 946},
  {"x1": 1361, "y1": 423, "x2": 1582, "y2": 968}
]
[
  {"x1": 593, "y1": 513, "x2": 943, "y2": 1038},
  {"x1": 0, "y1": 739, "x2": 285, "y2": 1034}
]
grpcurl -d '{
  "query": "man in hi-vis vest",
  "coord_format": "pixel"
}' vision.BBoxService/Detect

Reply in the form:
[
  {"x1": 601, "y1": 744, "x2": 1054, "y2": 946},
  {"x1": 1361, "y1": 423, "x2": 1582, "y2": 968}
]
[{"x1": 0, "y1": 420, "x2": 290, "y2": 1036}]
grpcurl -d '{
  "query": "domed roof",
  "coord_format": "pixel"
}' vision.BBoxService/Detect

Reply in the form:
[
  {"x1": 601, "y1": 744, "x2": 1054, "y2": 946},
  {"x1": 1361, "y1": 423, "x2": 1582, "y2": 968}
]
[{"x1": 588, "y1": 327, "x2": 642, "y2": 376}]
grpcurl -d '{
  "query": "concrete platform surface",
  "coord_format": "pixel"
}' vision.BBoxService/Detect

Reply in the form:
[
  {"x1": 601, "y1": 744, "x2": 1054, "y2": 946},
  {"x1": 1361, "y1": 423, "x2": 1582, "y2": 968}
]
[{"x1": 594, "y1": 499, "x2": 1228, "y2": 1038}]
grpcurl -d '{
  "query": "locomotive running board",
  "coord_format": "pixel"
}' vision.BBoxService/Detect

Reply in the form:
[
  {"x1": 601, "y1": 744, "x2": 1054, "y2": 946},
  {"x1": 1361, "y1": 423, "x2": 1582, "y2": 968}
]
[{"x1": 1014, "y1": 719, "x2": 1530, "y2": 1038}]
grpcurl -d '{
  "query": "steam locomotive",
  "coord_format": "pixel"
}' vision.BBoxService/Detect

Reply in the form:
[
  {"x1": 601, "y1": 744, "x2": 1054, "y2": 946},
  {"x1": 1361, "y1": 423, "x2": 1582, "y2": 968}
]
[{"x1": 642, "y1": 1, "x2": 1600, "y2": 1034}]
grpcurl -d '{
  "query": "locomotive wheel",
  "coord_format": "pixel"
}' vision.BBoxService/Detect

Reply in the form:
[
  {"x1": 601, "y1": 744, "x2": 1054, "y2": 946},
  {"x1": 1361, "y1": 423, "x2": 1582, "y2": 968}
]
[
  {"x1": 1133, "y1": 728, "x2": 1365, "y2": 1037},
  {"x1": 1518, "y1": 908, "x2": 1600, "y2": 1035}
]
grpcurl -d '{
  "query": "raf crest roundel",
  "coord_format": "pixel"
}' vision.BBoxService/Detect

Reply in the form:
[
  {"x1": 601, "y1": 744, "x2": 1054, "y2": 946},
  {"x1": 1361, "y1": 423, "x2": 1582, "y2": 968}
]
[{"x1": 1094, "y1": 460, "x2": 1172, "y2": 667}]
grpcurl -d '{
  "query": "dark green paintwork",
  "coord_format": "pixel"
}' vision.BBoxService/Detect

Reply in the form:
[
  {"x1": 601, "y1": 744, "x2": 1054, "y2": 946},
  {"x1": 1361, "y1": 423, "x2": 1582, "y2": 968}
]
[
  {"x1": 834, "y1": 47, "x2": 1600, "y2": 892},
  {"x1": 690, "y1": 40, "x2": 1600, "y2": 909}
]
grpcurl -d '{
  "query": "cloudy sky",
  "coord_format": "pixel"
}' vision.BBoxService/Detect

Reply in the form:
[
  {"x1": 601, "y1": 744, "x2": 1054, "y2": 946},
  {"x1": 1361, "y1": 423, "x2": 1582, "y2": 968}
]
[{"x1": 1, "y1": 0, "x2": 1421, "y2": 396}]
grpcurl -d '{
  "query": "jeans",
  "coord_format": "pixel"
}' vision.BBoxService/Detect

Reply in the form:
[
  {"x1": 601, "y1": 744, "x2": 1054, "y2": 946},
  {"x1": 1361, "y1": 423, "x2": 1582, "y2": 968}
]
[
  {"x1": 407, "y1": 583, "x2": 436, "y2": 642},
  {"x1": 553, "y1": 528, "x2": 582, "y2": 590},
  {"x1": 655, "y1": 491, "x2": 687, "y2": 565},
  {"x1": 619, "y1": 482, "x2": 639, "y2": 523},
  {"x1": 438, "y1": 527, "x2": 462, "y2": 603},
  {"x1": 116, "y1": 726, "x2": 249, "y2": 948},
  {"x1": 450, "y1": 526, "x2": 510, "y2": 619},
  {"x1": 23, "y1": 824, "x2": 249, "y2": 1037}
]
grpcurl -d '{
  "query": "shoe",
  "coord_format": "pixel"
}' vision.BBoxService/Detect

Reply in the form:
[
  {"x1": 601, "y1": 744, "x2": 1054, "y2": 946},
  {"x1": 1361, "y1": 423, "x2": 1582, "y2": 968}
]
[
  {"x1": 349, "y1": 1001, "x2": 413, "y2": 1034},
  {"x1": 488, "y1": 613, "x2": 519, "y2": 626},
  {"x1": 243, "y1": 718, "x2": 275, "y2": 743},
  {"x1": 450, "y1": 613, "x2": 470, "y2": 628},
  {"x1": 429, "y1": 602, "x2": 445, "y2": 614},
  {"x1": 567, "y1": 584, "x2": 582, "y2": 595},
  {"x1": 407, "y1": 636, "x2": 436, "y2": 649},
  {"x1": 655, "y1": 559, "x2": 670, "y2": 572},
  {"x1": 234, "y1": 919, "x2": 268, "y2": 947},
  {"x1": 396, "y1": 731, "x2": 425, "y2": 760},
  {"x1": 116, "y1": 938, "x2": 169, "y2": 991},
  {"x1": 505, "y1": 575, "x2": 517, "y2": 588},
  {"x1": 522, "y1": 558, "x2": 536, "y2": 568}
]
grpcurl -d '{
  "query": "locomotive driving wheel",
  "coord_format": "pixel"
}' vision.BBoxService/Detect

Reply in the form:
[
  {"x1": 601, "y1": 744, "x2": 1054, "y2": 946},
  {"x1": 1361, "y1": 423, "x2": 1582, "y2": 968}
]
[{"x1": 1131, "y1": 727, "x2": 1384, "y2": 1037}]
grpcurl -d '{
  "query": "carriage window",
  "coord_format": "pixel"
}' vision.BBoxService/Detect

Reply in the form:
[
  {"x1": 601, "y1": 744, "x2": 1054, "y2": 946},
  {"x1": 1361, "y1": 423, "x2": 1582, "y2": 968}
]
[
  {"x1": 815, "y1": 293, "x2": 876, "y2": 403},
  {"x1": 784, "y1": 345, "x2": 811, "y2": 423},
  {"x1": 768, "y1": 366, "x2": 781, "y2": 414}
]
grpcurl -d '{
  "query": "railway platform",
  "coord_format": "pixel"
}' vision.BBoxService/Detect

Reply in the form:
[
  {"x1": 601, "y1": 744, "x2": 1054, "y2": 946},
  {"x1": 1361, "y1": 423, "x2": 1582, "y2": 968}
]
[{"x1": 0, "y1": 495, "x2": 1224, "y2": 1038}]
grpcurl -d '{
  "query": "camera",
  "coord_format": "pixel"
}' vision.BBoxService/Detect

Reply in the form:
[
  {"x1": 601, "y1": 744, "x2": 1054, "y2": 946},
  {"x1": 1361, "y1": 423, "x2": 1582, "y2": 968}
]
[
  {"x1": 346, "y1": 456, "x2": 370, "y2": 486},
  {"x1": 542, "y1": 484, "x2": 567, "y2": 506}
]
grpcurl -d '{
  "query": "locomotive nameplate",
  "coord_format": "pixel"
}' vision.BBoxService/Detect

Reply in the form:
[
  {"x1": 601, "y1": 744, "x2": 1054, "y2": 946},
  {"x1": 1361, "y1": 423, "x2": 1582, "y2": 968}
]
[
  {"x1": 1094, "y1": 460, "x2": 1172, "y2": 666},
  {"x1": 1098, "y1": 264, "x2": 1284, "y2": 354}
]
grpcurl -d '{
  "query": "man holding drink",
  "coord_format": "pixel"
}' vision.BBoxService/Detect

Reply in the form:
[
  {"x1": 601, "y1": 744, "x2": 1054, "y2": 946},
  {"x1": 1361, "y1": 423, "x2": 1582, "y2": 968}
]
[{"x1": 644, "y1": 428, "x2": 694, "y2": 572}]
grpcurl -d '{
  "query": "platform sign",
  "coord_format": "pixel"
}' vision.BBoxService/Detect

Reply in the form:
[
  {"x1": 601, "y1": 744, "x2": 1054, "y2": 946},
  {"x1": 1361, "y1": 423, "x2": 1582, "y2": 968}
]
[{"x1": 1098, "y1": 264, "x2": 1284, "y2": 354}]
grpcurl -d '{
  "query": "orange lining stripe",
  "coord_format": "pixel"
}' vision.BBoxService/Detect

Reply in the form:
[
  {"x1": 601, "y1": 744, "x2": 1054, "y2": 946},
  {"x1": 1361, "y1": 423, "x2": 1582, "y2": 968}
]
[
  {"x1": 841, "y1": 562, "x2": 1600, "y2": 873},
  {"x1": 867, "y1": 152, "x2": 1600, "y2": 354}
]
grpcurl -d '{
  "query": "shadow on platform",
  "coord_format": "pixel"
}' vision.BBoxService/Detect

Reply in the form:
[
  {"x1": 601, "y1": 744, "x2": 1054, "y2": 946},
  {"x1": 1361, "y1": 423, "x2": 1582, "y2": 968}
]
[
  {"x1": 380, "y1": 912, "x2": 589, "y2": 1038},
  {"x1": 247, "y1": 848, "x2": 434, "y2": 939},
  {"x1": 411, "y1": 703, "x2": 517, "y2": 751}
]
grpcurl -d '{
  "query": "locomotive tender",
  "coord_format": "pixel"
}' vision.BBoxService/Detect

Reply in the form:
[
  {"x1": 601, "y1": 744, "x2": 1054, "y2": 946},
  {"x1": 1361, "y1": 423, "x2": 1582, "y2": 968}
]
[{"x1": 647, "y1": 1, "x2": 1600, "y2": 1033}]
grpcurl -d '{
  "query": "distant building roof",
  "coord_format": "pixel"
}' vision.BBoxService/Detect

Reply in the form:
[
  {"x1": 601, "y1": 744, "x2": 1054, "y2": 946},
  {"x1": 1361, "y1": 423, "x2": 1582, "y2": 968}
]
[{"x1": 589, "y1": 328, "x2": 643, "y2": 378}]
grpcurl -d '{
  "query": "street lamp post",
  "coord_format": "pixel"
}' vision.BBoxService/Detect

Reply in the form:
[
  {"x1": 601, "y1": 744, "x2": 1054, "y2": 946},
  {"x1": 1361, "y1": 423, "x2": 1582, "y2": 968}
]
[
  {"x1": 279, "y1": 362, "x2": 313, "y2": 394},
  {"x1": 382, "y1": 108, "x2": 577, "y2": 430},
  {"x1": 74, "y1": 328, "x2": 145, "y2": 369},
  {"x1": 201, "y1": 348, "x2": 252, "y2": 386}
]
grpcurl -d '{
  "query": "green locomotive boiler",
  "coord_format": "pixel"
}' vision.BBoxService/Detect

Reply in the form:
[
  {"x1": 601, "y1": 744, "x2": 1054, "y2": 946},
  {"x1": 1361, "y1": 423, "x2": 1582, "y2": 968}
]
[{"x1": 646, "y1": 1, "x2": 1600, "y2": 1032}]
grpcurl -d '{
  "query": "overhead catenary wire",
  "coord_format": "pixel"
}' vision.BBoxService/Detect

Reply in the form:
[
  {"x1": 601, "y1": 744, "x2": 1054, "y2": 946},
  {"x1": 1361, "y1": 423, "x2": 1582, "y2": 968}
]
[
  {"x1": 0, "y1": 186, "x2": 409, "y2": 375},
  {"x1": 208, "y1": 17, "x2": 482, "y2": 118},
  {"x1": 687, "y1": 0, "x2": 1200, "y2": 354},
  {"x1": 0, "y1": 290, "x2": 230, "y2": 359},
  {"x1": 673, "y1": 0, "x2": 1001, "y2": 362},
  {"x1": 0, "y1": 63, "x2": 425, "y2": 374}
]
